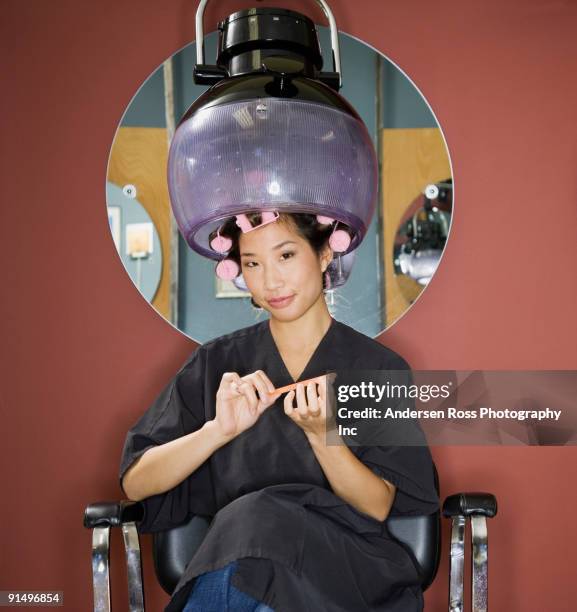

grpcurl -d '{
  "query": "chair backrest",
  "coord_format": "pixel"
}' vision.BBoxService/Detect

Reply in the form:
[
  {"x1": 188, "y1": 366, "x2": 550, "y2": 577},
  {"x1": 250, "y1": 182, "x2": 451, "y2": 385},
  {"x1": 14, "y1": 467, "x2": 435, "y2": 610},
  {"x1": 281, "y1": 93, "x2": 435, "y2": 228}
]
[
  {"x1": 153, "y1": 515, "x2": 211, "y2": 594},
  {"x1": 387, "y1": 512, "x2": 441, "y2": 590},
  {"x1": 153, "y1": 466, "x2": 441, "y2": 594},
  {"x1": 388, "y1": 463, "x2": 441, "y2": 590}
]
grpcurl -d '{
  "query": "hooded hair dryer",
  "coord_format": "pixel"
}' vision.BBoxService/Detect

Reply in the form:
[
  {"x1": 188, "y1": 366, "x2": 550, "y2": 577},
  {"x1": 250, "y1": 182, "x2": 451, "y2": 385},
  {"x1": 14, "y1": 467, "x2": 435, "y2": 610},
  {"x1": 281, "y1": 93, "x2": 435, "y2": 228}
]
[{"x1": 167, "y1": 0, "x2": 378, "y2": 289}]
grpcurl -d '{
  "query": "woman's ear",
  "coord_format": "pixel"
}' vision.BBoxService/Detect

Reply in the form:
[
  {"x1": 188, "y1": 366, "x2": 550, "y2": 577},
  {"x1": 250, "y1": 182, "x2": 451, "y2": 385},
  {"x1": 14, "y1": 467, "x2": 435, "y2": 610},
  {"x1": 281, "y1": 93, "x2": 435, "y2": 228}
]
[{"x1": 320, "y1": 243, "x2": 333, "y2": 273}]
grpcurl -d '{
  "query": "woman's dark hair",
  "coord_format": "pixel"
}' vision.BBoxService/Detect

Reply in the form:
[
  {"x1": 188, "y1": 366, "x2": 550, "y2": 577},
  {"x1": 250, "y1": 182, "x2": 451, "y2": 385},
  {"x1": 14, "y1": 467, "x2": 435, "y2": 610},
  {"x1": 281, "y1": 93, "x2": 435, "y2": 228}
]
[{"x1": 209, "y1": 212, "x2": 348, "y2": 304}]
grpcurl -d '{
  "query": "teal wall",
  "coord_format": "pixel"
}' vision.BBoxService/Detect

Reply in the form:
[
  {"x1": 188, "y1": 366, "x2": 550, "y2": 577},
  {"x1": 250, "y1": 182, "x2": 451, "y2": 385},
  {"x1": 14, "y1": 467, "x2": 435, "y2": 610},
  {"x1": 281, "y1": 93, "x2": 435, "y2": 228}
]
[
  {"x1": 381, "y1": 60, "x2": 436, "y2": 129},
  {"x1": 121, "y1": 63, "x2": 166, "y2": 127}
]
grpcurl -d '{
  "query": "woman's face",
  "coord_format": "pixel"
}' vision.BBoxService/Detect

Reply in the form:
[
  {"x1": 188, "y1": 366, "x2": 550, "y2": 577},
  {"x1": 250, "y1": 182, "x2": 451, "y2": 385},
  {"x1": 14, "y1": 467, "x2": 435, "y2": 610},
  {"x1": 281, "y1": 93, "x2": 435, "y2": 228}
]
[{"x1": 239, "y1": 219, "x2": 332, "y2": 321}]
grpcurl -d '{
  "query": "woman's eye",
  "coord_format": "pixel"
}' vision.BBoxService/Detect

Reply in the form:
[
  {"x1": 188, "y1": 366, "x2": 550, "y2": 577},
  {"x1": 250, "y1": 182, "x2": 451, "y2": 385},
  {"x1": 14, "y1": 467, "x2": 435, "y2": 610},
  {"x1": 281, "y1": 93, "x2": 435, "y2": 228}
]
[{"x1": 242, "y1": 252, "x2": 294, "y2": 268}]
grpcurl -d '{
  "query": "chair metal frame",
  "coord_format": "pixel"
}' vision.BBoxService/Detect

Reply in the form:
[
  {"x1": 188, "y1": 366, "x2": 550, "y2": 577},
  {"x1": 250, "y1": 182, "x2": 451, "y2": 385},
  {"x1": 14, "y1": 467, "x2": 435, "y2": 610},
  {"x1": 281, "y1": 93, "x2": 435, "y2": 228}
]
[{"x1": 84, "y1": 488, "x2": 497, "y2": 611}]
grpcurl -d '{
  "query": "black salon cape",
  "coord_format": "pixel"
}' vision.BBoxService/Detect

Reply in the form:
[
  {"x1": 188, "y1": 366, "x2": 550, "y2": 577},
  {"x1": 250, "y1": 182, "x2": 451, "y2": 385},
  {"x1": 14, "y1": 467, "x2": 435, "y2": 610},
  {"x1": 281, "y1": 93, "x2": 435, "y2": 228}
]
[{"x1": 119, "y1": 318, "x2": 439, "y2": 611}]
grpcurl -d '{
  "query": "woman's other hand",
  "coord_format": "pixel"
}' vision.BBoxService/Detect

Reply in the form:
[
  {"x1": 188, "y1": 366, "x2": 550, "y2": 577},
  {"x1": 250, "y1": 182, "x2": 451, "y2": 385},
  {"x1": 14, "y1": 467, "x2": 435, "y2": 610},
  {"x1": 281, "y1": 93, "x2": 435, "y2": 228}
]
[
  {"x1": 214, "y1": 370, "x2": 276, "y2": 439},
  {"x1": 283, "y1": 376, "x2": 328, "y2": 440}
]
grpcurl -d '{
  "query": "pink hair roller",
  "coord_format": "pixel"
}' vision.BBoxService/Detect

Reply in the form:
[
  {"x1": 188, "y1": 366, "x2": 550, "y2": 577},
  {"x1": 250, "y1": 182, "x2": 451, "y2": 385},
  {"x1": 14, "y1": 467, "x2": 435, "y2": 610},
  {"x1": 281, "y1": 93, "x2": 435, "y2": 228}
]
[
  {"x1": 316, "y1": 215, "x2": 351, "y2": 252},
  {"x1": 210, "y1": 226, "x2": 232, "y2": 253},
  {"x1": 215, "y1": 259, "x2": 239, "y2": 280},
  {"x1": 235, "y1": 211, "x2": 279, "y2": 233},
  {"x1": 235, "y1": 214, "x2": 253, "y2": 232},
  {"x1": 329, "y1": 229, "x2": 351, "y2": 252}
]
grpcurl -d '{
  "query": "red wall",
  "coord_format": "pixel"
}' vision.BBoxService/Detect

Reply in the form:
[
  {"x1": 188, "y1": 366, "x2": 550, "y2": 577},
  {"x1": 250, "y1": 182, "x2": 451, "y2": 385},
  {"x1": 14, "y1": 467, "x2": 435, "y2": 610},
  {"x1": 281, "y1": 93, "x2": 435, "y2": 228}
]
[{"x1": 2, "y1": 0, "x2": 576, "y2": 610}]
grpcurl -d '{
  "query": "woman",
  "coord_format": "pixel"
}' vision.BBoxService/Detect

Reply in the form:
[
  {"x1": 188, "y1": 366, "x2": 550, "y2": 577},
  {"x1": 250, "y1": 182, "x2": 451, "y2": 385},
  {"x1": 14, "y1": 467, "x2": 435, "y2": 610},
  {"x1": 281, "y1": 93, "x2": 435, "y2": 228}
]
[{"x1": 119, "y1": 212, "x2": 439, "y2": 611}]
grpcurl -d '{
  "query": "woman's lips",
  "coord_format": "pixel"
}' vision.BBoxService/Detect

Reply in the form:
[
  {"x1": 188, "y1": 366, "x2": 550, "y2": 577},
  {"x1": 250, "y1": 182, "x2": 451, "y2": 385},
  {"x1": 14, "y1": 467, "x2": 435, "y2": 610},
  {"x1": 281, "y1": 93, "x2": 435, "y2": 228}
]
[{"x1": 267, "y1": 295, "x2": 295, "y2": 308}]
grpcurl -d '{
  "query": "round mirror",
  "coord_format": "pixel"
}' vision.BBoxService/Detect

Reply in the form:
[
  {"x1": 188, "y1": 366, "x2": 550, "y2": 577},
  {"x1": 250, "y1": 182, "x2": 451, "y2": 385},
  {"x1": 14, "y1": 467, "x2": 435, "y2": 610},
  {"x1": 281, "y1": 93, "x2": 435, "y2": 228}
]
[{"x1": 105, "y1": 27, "x2": 452, "y2": 342}]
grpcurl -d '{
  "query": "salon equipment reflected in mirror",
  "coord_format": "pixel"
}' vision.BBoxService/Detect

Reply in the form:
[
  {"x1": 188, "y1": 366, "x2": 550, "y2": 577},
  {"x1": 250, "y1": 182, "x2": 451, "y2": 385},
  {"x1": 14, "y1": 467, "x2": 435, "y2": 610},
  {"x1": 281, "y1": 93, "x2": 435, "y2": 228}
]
[
  {"x1": 393, "y1": 180, "x2": 452, "y2": 303},
  {"x1": 106, "y1": 182, "x2": 162, "y2": 303},
  {"x1": 105, "y1": 26, "x2": 452, "y2": 342}
]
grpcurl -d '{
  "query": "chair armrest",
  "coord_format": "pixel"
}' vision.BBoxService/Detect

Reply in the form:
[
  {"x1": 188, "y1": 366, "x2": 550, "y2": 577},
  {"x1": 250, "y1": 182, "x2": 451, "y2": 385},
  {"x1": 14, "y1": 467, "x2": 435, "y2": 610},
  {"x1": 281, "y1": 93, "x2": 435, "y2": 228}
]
[
  {"x1": 443, "y1": 492, "x2": 497, "y2": 612},
  {"x1": 84, "y1": 501, "x2": 146, "y2": 611},
  {"x1": 442, "y1": 492, "x2": 498, "y2": 518},
  {"x1": 83, "y1": 500, "x2": 144, "y2": 529}
]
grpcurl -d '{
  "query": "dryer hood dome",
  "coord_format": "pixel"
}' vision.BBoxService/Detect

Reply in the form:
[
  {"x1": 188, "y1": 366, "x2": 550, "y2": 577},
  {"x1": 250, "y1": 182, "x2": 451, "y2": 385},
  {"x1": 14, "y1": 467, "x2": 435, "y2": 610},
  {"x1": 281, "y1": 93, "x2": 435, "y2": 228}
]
[{"x1": 167, "y1": 73, "x2": 378, "y2": 260}]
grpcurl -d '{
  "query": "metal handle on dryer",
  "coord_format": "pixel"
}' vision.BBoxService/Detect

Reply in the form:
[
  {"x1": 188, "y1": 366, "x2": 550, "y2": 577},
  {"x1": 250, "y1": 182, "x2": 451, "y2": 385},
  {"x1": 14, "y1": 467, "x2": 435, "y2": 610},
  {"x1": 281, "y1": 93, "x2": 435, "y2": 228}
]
[{"x1": 194, "y1": 0, "x2": 342, "y2": 88}]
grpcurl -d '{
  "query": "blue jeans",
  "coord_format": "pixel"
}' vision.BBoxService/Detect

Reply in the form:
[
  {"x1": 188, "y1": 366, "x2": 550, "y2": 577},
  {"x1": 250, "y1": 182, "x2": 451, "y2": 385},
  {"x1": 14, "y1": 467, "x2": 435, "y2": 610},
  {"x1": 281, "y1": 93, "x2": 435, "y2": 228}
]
[{"x1": 182, "y1": 560, "x2": 274, "y2": 612}]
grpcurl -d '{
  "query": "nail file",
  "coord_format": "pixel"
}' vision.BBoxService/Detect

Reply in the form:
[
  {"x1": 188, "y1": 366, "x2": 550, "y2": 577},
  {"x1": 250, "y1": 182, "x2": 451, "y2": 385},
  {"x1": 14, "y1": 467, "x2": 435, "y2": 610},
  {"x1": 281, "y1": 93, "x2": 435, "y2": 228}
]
[
  {"x1": 270, "y1": 372, "x2": 336, "y2": 397},
  {"x1": 231, "y1": 373, "x2": 335, "y2": 398}
]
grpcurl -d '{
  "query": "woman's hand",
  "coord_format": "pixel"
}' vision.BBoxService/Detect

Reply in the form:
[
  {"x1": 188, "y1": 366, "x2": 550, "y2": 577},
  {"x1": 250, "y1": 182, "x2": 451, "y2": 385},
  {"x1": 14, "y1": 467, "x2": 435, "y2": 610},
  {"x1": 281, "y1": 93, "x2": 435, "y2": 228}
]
[
  {"x1": 214, "y1": 370, "x2": 277, "y2": 439},
  {"x1": 283, "y1": 376, "x2": 328, "y2": 441}
]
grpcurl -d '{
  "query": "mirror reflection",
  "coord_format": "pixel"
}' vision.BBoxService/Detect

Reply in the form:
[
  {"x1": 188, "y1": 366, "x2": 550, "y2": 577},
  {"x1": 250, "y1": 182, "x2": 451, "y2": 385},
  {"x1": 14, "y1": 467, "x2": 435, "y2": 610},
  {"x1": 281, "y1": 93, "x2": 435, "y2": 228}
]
[
  {"x1": 106, "y1": 28, "x2": 452, "y2": 342},
  {"x1": 393, "y1": 180, "x2": 452, "y2": 294},
  {"x1": 106, "y1": 182, "x2": 162, "y2": 302}
]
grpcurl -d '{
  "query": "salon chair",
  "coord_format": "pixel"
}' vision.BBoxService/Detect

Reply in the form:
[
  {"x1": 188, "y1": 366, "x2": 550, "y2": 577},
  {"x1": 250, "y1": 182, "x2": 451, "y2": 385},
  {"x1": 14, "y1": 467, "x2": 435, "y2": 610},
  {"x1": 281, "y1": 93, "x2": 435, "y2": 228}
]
[{"x1": 84, "y1": 466, "x2": 497, "y2": 612}]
